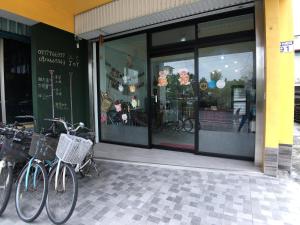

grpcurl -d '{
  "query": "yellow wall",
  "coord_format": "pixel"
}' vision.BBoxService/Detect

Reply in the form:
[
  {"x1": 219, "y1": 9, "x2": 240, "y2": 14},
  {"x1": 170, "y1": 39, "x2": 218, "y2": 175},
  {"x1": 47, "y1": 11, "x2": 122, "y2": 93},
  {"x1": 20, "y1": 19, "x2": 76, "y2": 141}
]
[
  {"x1": 264, "y1": 0, "x2": 294, "y2": 148},
  {"x1": 0, "y1": 0, "x2": 111, "y2": 33},
  {"x1": 264, "y1": 0, "x2": 281, "y2": 148},
  {"x1": 279, "y1": 0, "x2": 295, "y2": 145}
]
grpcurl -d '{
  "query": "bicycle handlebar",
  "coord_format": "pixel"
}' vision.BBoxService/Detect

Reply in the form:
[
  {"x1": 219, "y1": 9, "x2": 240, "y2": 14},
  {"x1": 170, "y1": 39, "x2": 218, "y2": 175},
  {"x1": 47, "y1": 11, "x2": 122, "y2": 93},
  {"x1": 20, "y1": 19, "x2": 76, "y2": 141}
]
[
  {"x1": 0, "y1": 126, "x2": 32, "y2": 137},
  {"x1": 44, "y1": 118, "x2": 85, "y2": 134}
]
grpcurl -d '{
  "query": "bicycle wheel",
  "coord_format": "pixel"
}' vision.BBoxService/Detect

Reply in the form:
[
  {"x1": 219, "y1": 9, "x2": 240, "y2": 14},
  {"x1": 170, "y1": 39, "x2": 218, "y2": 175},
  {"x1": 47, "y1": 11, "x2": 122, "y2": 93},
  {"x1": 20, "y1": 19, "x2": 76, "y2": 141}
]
[
  {"x1": 15, "y1": 161, "x2": 48, "y2": 222},
  {"x1": 0, "y1": 161, "x2": 13, "y2": 216},
  {"x1": 46, "y1": 162, "x2": 78, "y2": 225},
  {"x1": 183, "y1": 119, "x2": 193, "y2": 133}
]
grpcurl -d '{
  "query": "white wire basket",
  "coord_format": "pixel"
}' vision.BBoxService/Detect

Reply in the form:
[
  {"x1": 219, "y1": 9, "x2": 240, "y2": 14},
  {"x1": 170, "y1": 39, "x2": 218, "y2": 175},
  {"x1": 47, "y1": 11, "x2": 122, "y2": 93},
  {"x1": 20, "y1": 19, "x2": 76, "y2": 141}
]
[{"x1": 56, "y1": 133, "x2": 93, "y2": 164}]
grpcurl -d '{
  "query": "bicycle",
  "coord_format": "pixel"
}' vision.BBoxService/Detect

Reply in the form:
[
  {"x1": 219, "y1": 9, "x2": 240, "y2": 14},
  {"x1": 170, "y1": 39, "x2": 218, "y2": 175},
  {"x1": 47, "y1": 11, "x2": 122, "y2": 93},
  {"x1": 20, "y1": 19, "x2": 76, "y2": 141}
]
[
  {"x1": 0, "y1": 125, "x2": 32, "y2": 217},
  {"x1": 15, "y1": 132, "x2": 58, "y2": 222},
  {"x1": 44, "y1": 118, "x2": 99, "y2": 177},
  {"x1": 44, "y1": 118, "x2": 94, "y2": 225}
]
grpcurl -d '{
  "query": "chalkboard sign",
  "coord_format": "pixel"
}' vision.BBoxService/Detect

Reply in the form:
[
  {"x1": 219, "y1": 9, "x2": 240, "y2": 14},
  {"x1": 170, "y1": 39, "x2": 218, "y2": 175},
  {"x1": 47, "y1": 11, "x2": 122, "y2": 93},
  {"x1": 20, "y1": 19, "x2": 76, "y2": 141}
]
[{"x1": 31, "y1": 23, "x2": 89, "y2": 130}]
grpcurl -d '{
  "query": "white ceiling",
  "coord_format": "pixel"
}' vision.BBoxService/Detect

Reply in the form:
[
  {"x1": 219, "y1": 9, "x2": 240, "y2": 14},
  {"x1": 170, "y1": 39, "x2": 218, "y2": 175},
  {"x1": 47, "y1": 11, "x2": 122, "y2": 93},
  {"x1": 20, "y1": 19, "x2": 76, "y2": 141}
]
[{"x1": 0, "y1": 9, "x2": 37, "y2": 26}]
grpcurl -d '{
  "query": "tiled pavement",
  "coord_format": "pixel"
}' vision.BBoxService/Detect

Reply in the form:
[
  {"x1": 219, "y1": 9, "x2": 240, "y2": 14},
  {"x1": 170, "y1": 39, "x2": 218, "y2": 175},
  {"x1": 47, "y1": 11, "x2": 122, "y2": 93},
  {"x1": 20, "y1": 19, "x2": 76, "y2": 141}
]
[
  {"x1": 1, "y1": 161, "x2": 300, "y2": 225},
  {"x1": 292, "y1": 123, "x2": 300, "y2": 182}
]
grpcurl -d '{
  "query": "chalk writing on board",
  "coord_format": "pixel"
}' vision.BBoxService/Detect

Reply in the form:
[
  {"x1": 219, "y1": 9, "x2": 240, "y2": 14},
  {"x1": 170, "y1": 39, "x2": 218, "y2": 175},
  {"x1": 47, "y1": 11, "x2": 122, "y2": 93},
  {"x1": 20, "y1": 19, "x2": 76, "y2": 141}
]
[
  {"x1": 37, "y1": 50, "x2": 66, "y2": 66},
  {"x1": 68, "y1": 55, "x2": 80, "y2": 68},
  {"x1": 36, "y1": 69, "x2": 69, "y2": 113},
  {"x1": 37, "y1": 49, "x2": 79, "y2": 68}
]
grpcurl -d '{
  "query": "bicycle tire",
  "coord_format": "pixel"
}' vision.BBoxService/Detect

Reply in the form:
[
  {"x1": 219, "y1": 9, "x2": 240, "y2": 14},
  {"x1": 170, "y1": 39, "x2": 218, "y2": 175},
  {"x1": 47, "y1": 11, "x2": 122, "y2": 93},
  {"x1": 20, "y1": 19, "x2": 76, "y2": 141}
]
[
  {"x1": 46, "y1": 162, "x2": 78, "y2": 225},
  {"x1": 0, "y1": 161, "x2": 13, "y2": 216},
  {"x1": 15, "y1": 161, "x2": 48, "y2": 222}
]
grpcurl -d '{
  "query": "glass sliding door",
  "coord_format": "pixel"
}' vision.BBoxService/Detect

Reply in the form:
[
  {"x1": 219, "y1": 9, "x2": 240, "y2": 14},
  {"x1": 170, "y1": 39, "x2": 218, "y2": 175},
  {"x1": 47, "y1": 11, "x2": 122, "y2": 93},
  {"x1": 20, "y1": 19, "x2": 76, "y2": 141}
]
[
  {"x1": 198, "y1": 42, "x2": 256, "y2": 158},
  {"x1": 99, "y1": 34, "x2": 148, "y2": 145},
  {"x1": 151, "y1": 53, "x2": 196, "y2": 150}
]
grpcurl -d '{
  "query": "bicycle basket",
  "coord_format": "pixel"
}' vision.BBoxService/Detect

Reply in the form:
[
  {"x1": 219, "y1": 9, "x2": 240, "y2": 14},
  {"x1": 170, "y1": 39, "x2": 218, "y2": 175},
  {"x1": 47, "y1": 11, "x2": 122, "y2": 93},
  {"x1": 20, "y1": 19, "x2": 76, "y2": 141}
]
[
  {"x1": 0, "y1": 137, "x2": 29, "y2": 162},
  {"x1": 56, "y1": 134, "x2": 93, "y2": 164},
  {"x1": 29, "y1": 133, "x2": 58, "y2": 160}
]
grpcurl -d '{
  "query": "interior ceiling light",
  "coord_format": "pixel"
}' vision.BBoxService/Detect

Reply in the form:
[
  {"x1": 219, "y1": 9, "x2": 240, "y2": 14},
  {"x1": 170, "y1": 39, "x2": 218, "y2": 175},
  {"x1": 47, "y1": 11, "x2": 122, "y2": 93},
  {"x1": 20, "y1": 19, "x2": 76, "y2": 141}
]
[
  {"x1": 225, "y1": 65, "x2": 229, "y2": 68},
  {"x1": 221, "y1": 56, "x2": 225, "y2": 60}
]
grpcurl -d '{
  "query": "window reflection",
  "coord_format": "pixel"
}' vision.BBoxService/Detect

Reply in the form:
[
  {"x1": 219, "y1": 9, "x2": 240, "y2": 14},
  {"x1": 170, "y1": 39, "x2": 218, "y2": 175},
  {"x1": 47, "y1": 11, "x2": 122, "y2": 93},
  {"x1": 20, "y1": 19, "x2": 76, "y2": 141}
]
[
  {"x1": 198, "y1": 42, "x2": 256, "y2": 158},
  {"x1": 99, "y1": 34, "x2": 148, "y2": 145}
]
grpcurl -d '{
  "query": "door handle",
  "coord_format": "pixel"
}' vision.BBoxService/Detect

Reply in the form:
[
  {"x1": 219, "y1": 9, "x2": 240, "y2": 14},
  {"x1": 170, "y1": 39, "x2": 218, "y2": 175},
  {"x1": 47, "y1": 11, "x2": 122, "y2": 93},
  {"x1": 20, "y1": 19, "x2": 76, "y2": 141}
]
[{"x1": 154, "y1": 95, "x2": 158, "y2": 103}]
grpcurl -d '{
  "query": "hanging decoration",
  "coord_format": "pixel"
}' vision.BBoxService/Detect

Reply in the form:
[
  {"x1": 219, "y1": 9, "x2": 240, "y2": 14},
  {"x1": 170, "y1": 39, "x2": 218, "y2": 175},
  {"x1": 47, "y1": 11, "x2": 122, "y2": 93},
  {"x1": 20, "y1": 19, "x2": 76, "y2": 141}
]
[
  {"x1": 123, "y1": 68, "x2": 128, "y2": 84},
  {"x1": 122, "y1": 113, "x2": 128, "y2": 123},
  {"x1": 118, "y1": 83, "x2": 124, "y2": 92},
  {"x1": 114, "y1": 100, "x2": 122, "y2": 112},
  {"x1": 129, "y1": 84, "x2": 136, "y2": 93},
  {"x1": 131, "y1": 96, "x2": 138, "y2": 109},
  {"x1": 178, "y1": 68, "x2": 190, "y2": 85}
]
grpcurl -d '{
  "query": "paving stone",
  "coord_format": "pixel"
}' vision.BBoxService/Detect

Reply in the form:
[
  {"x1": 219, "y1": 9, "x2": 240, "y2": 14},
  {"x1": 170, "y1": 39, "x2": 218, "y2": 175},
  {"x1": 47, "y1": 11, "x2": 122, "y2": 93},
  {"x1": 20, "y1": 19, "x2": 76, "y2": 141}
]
[{"x1": 2, "y1": 161, "x2": 300, "y2": 225}]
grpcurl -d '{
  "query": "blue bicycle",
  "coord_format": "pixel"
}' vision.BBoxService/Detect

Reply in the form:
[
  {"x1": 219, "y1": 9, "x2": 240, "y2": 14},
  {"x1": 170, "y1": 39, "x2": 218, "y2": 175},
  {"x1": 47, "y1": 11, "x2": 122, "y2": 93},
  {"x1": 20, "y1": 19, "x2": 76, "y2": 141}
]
[{"x1": 15, "y1": 132, "x2": 58, "y2": 222}]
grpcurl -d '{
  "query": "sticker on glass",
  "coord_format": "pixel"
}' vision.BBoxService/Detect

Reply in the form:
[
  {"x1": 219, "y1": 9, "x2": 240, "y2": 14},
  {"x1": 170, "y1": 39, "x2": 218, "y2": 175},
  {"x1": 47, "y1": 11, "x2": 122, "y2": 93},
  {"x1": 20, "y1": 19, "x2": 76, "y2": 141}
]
[
  {"x1": 216, "y1": 80, "x2": 225, "y2": 89},
  {"x1": 200, "y1": 82, "x2": 208, "y2": 91},
  {"x1": 158, "y1": 71, "x2": 168, "y2": 87},
  {"x1": 178, "y1": 68, "x2": 190, "y2": 85},
  {"x1": 208, "y1": 80, "x2": 216, "y2": 89}
]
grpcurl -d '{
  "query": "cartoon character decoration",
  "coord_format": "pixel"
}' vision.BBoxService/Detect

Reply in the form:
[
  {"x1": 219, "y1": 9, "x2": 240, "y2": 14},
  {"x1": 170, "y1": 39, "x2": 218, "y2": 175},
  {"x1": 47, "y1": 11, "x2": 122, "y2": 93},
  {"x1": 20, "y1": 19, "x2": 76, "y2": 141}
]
[
  {"x1": 131, "y1": 96, "x2": 138, "y2": 109},
  {"x1": 114, "y1": 100, "x2": 122, "y2": 112},
  {"x1": 178, "y1": 68, "x2": 190, "y2": 86},
  {"x1": 157, "y1": 70, "x2": 168, "y2": 87}
]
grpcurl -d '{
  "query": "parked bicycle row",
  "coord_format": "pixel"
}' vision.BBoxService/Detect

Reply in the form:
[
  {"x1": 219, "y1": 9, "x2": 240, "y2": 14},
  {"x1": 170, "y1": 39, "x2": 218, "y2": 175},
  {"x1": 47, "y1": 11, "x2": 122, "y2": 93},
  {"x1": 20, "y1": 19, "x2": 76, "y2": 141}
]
[{"x1": 0, "y1": 117, "x2": 99, "y2": 225}]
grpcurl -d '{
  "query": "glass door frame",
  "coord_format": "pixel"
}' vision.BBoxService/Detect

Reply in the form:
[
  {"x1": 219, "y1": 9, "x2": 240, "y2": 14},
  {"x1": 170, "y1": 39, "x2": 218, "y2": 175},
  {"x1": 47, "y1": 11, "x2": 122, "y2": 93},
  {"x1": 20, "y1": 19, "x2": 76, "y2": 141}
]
[
  {"x1": 147, "y1": 27, "x2": 256, "y2": 156},
  {"x1": 148, "y1": 42, "x2": 199, "y2": 153},
  {"x1": 98, "y1": 8, "x2": 256, "y2": 158},
  {"x1": 0, "y1": 38, "x2": 6, "y2": 124}
]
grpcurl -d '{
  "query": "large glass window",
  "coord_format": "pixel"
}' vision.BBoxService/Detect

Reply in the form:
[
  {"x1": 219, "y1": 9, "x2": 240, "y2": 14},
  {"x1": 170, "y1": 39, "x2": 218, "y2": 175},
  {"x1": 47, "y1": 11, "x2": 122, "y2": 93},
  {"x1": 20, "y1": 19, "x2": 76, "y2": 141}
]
[
  {"x1": 198, "y1": 42, "x2": 256, "y2": 158},
  {"x1": 99, "y1": 34, "x2": 148, "y2": 145}
]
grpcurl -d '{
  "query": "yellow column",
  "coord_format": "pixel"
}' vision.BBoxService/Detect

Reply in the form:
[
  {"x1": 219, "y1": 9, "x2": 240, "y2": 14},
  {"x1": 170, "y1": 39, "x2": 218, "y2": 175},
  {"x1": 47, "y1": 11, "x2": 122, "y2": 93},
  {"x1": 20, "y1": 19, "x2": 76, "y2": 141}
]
[
  {"x1": 264, "y1": 0, "x2": 280, "y2": 149},
  {"x1": 279, "y1": 0, "x2": 295, "y2": 145},
  {"x1": 263, "y1": 0, "x2": 295, "y2": 175}
]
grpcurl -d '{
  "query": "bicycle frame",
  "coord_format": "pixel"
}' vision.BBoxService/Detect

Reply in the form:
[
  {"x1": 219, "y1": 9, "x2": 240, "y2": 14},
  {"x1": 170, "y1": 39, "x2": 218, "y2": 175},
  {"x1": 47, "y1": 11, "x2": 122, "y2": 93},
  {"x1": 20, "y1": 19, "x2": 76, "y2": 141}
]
[{"x1": 24, "y1": 134, "x2": 56, "y2": 191}]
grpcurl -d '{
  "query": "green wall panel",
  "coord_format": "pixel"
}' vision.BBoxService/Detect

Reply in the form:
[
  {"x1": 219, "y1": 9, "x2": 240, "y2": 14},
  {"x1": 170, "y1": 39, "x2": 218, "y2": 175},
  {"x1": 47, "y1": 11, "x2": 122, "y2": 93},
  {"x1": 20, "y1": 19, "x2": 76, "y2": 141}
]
[{"x1": 31, "y1": 23, "x2": 89, "y2": 130}]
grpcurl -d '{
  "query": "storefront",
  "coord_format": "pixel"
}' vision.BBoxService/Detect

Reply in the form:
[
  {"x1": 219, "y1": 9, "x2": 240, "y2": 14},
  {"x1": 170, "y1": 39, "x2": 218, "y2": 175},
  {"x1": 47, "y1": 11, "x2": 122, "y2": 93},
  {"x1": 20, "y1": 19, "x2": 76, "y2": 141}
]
[
  {"x1": 0, "y1": 0, "x2": 295, "y2": 176},
  {"x1": 97, "y1": 7, "x2": 257, "y2": 160}
]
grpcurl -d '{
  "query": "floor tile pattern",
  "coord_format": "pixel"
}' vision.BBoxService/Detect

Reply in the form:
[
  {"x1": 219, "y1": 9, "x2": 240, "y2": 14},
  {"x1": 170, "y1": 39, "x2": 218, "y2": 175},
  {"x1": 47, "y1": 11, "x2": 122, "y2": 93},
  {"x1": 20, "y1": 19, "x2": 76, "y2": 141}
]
[{"x1": 1, "y1": 161, "x2": 300, "y2": 225}]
